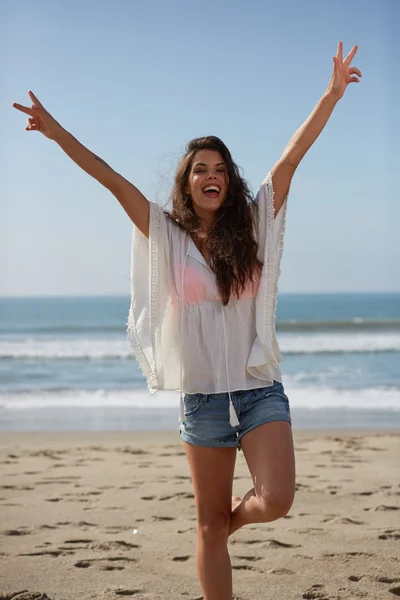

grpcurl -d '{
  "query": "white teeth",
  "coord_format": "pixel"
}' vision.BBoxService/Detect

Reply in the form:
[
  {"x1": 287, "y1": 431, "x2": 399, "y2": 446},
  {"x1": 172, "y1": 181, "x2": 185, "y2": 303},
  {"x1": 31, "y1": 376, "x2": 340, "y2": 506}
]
[{"x1": 203, "y1": 186, "x2": 220, "y2": 193}]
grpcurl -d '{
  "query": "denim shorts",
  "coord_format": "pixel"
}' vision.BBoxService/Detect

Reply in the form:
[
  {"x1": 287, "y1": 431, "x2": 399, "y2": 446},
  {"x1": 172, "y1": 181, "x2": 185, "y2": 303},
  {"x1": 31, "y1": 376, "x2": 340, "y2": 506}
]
[{"x1": 179, "y1": 380, "x2": 291, "y2": 450}]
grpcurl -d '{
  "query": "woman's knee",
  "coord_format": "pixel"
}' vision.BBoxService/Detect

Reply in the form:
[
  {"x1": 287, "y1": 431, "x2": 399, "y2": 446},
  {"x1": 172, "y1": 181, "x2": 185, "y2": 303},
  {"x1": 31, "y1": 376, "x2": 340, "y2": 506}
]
[
  {"x1": 197, "y1": 510, "x2": 231, "y2": 542},
  {"x1": 257, "y1": 489, "x2": 295, "y2": 520}
]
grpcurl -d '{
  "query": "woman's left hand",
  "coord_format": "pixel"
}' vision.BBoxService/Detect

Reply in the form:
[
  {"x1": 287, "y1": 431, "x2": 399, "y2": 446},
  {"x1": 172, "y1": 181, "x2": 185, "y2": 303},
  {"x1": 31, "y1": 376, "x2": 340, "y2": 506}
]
[{"x1": 327, "y1": 41, "x2": 362, "y2": 100}]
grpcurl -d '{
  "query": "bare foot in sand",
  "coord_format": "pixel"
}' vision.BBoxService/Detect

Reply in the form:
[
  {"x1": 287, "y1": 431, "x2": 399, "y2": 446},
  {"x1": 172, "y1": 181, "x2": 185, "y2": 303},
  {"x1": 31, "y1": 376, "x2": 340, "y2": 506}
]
[{"x1": 232, "y1": 495, "x2": 242, "y2": 511}]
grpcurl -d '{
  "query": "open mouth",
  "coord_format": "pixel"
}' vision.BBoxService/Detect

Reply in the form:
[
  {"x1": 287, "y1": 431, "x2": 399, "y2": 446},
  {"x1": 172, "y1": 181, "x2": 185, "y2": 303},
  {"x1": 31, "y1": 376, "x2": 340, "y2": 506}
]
[{"x1": 202, "y1": 185, "x2": 221, "y2": 198}]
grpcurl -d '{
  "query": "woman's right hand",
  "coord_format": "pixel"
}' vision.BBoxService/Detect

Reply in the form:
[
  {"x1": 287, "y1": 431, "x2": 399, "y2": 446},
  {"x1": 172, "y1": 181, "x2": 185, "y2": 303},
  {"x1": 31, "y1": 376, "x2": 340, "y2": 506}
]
[{"x1": 13, "y1": 90, "x2": 63, "y2": 141}]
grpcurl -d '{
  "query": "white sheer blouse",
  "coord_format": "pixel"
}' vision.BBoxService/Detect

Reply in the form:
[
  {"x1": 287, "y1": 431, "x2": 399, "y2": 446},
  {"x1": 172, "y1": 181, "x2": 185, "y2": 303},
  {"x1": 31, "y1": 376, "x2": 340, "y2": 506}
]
[{"x1": 127, "y1": 170, "x2": 289, "y2": 426}]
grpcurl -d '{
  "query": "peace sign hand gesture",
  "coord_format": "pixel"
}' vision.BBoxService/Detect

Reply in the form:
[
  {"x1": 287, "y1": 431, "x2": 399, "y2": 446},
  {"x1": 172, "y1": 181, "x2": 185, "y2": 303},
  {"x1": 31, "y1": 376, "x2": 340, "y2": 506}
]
[
  {"x1": 12, "y1": 90, "x2": 62, "y2": 140},
  {"x1": 328, "y1": 42, "x2": 362, "y2": 100}
]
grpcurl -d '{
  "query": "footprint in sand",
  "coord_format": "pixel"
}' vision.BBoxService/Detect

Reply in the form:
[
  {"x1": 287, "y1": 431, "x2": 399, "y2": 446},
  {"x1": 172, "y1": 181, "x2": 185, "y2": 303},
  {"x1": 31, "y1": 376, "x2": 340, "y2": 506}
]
[
  {"x1": 0, "y1": 485, "x2": 34, "y2": 491},
  {"x1": 322, "y1": 516, "x2": 365, "y2": 525},
  {"x1": 102, "y1": 525, "x2": 129, "y2": 534},
  {"x1": 300, "y1": 584, "x2": 329, "y2": 599},
  {"x1": 177, "y1": 527, "x2": 196, "y2": 534},
  {"x1": 232, "y1": 564, "x2": 260, "y2": 572},
  {"x1": 265, "y1": 539, "x2": 300, "y2": 548},
  {"x1": 322, "y1": 551, "x2": 375, "y2": 560},
  {"x1": 295, "y1": 483, "x2": 311, "y2": 491},
  {"x1": 376, "y1": 576, "x2": 400, "y2": 584},
  {"x1": 269, "y1": 567, "x2": 295, "y2": 575},
  {"x1": 115, "y1": 447, "x2": 150, "y2": 455},
  {"x1": 42, "y1": 475, "x2": 81, "y2": 481},
  {"x1": 75, "y1": 520, "x2": 97, "y2": 528},
  {"x1": 158, "y1": 452, "x2": 185, "y2": 457},
  {"x1": 17, "y1": 550, "x2": 65, "y2": 557},
  {"x1": 159, "y1": 492, "x2": 194, "y2": 501},
  {"x1": 3, "y1": 527, "x2": 32, "y2": 536},
  {"x1": 63, "y1": 538, "x2": 93, "y2": 544},
  {"x1": 60, "y1": 539, "x2": 140, "y2": 551},
  {"x1": 0, "y1": 593, "x2": 53, "y2": 599},
  {"x1": 232, "y1": 538, "x2": 299, "y2": 548},
  {"x1": 294, "y1": 528, "x2": 324, "y2": 534},
  {"x1": 89, "y1": 541, "x2": 140, "y2": 551},
  {"x1": 113, "y1": 590, "x2": 143, "y2": 596},
  {"x1": 233, "y1": 555, "x2": 262, "y2": 562},
  {"x1": 74, "y1": 556, "x2": 137, "y2": 570},
  {"x1": 74, "y1": 560, "x2": 92, "y2": 568},
  {"x1": 76, "y1": 559, "x2": 126, "y2": 570},
  {"x1": 29, "y1": 450, "x2": 67, "y2": 460},
  {"x1": 378, "y1": 530, "x2": 400, "y2": 541},
  {"x1": 230, "y1": 538, "x2": 263, "y2": 545}
]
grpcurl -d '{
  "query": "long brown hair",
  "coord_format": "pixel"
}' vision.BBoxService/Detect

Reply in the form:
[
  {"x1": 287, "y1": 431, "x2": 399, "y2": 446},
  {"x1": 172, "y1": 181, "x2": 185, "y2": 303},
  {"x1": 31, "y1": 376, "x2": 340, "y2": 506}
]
[{"x1": 165, "y1": 136, "x2": 262, "y2": 306}]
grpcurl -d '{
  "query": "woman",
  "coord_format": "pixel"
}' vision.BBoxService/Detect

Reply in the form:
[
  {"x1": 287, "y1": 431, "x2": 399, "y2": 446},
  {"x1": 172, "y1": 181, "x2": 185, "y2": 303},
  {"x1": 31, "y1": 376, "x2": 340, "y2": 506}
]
[{"x1": 13, "y1": 41, "x2": 361, "y2": 600}]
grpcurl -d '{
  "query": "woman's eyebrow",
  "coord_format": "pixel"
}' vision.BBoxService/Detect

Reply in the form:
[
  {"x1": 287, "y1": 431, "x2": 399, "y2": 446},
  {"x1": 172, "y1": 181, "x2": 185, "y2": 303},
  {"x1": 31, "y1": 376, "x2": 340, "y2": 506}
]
[{"x1": 193, "y1": 162, "x2": 226, "y2": 167}]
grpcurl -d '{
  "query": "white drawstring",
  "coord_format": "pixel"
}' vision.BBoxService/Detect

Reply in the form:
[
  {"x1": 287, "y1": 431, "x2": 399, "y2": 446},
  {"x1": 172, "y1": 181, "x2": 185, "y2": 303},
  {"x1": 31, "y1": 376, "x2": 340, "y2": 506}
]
[{"x1": 221, "y1": 305, "x2": 240, "y2": 427}]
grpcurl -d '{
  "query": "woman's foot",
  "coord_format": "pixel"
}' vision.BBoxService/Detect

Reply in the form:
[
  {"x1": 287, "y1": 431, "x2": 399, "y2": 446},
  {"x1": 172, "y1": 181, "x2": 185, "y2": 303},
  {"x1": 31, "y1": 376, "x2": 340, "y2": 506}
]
[
  {"x1": 231, "y1": 495, "x2": 242, "y2": 512},
  {"x1": 229, "y1": 496, "x2": 243, "y2": 537}
]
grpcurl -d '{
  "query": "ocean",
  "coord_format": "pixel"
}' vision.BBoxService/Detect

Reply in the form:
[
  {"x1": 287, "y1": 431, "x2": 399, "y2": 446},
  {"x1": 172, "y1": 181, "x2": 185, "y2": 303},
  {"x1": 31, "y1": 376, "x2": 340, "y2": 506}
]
[{"x1": 1, "y1": 293, "x2": 399, "y2": 431}]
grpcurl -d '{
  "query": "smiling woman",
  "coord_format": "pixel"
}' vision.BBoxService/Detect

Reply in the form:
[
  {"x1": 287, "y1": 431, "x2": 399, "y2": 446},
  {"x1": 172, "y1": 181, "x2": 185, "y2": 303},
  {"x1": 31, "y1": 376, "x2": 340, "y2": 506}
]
[{"x1": 124, "y1": 39, "x2": 362, "y2": 600}]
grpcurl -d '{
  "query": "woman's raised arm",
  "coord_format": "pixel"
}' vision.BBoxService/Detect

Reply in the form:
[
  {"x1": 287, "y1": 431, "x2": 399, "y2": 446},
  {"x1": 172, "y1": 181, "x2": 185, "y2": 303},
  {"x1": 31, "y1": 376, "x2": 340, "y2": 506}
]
[
  {"x1": 12, "y1": 91, "x2": 150, "y2": 237},
  {"x1": 271, "y1": 42, "x2": 362, "y2": 216}
]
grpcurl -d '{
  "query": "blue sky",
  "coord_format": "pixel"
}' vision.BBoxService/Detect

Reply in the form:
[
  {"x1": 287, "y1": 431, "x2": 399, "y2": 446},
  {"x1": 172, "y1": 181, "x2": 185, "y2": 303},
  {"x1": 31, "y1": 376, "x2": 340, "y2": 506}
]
[{"x1": 1, "y1": 0, "x2": 398, "y2": 296}]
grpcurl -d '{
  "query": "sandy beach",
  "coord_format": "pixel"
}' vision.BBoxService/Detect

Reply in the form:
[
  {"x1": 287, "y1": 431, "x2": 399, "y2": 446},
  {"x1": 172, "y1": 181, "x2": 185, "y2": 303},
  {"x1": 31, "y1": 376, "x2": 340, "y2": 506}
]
[{"x1": 0, "y1": 429, "x2": 399, "y2": 600}]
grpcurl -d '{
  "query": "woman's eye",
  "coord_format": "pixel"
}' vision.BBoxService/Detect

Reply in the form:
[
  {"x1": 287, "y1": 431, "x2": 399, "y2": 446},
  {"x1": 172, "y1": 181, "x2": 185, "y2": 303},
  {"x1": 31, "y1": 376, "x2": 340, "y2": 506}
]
[{"x1": 194, "y1": 169, "x2": 225, "y2": 173}]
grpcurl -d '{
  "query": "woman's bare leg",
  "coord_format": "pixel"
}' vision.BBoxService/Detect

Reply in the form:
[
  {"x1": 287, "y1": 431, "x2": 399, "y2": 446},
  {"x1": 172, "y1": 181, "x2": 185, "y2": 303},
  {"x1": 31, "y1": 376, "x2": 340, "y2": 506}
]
[
  {"x1": 229, "y1": 421, "x2": 296, "y2": 536},
  {"x1": 183, "y1": 442, "x2": 237, "y2": 600}
]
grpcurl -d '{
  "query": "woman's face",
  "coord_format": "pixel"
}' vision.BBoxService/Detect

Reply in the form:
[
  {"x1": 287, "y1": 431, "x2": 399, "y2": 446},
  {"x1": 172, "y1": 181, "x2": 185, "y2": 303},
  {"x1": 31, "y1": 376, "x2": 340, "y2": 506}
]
[{"x1": 186, "y1": 149, "x2": 229, "y2": 226}]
